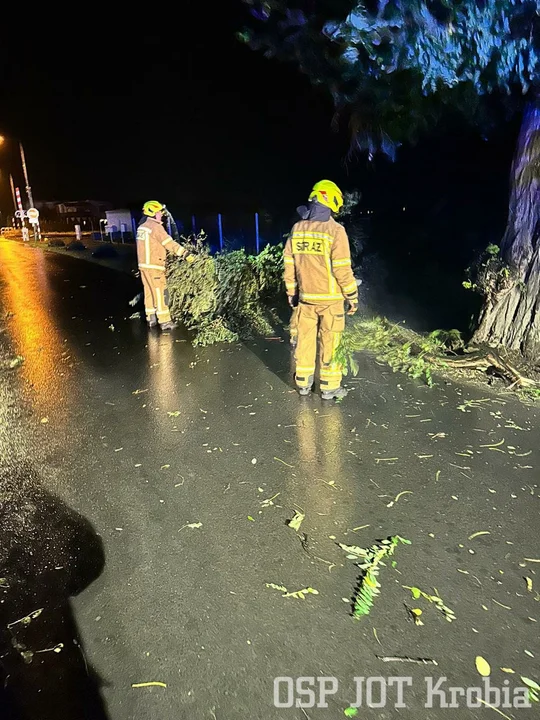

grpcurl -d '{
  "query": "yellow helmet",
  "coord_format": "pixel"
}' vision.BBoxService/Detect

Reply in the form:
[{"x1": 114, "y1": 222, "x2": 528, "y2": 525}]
[
  {"x1": 143, "y1": 200, "x2": 165, "y2": 217},
  {"x1": 309, "y1": 180, "x2": 344, "y2": 212}
]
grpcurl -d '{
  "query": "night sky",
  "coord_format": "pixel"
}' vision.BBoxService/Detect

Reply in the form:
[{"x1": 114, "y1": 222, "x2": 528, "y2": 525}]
[{"x1": 0, "y1": 3, "x2": 518, "y2": 226}]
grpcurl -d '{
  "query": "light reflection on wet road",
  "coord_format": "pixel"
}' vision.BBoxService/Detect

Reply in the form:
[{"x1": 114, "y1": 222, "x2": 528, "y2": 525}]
[{"x1": 1, "y1": 239, "x2": 540, "y2": 720}]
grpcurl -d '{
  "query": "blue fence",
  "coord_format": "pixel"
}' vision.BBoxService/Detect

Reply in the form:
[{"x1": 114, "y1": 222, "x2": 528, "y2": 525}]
[
  {"x1": 170, "y1": 212, "x2": 287, "y2": 254},
  {"x1": 80, "y1": 212, "x2": 290, "y2": 255}
]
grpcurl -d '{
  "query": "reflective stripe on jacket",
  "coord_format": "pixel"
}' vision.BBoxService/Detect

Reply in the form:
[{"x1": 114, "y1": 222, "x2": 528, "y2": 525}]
[
  {"x1": 136, "y1": 217, "x2": 186, "y2": 272},
  {"x1": 283, "y1": 217, "x2": 358, "y2": 304}
]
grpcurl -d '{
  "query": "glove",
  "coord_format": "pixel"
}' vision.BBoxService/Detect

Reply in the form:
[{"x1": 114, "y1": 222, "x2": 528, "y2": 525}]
[
  {"x1": 288, "y1": 295, "x2": 297, "y2": 308},
  {"x1": 347, "y1": 299, "x2": 358, "y2": 316}
]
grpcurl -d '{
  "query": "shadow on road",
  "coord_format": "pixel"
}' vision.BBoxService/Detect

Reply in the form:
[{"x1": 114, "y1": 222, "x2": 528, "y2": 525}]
[{"x1": 0, "y1": 462, "x2": 109, "y2": 720}]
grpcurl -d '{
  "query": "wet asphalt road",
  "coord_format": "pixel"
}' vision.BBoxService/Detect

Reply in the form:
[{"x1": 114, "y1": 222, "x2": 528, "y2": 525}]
[{"x1": 1, "y1": 238, "x2": 539, "y2": 720}]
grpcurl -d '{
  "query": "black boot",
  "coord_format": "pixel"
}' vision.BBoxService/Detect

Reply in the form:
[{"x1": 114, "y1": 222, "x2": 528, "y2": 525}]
[
  {"x1": 321, "y1": 387, "x2": 348, "y2": 400},
  {"x1": 160, "y1": 321, "x2": 177, "y2": 331}
]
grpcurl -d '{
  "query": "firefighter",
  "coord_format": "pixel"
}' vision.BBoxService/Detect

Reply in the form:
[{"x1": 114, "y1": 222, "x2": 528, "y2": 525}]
[
  {"x1": 284, "y1": 180, "x2": 358, "y2": 399},
  {"x1": 136, "y1": 201, "x2": 194, "y2": 330}
]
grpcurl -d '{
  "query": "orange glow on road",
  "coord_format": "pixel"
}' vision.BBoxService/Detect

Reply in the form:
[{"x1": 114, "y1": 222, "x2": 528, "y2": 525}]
[{"x1": 0, "y1": 239, "x2": 74, "y2": 416}]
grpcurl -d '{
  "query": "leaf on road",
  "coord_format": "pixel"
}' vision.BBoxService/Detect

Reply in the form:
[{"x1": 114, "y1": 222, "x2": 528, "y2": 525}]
[
  {"x1": 338, "y1": 543, "x2": 369, "y2": 559},
  {"x1": 526, "y1": 577, "x2": 533, "y2": 592},
  {"x1": 468, "y1": 531, "x2": 490, "y2": 540},
  {"x1": 521, "y1": 677, "x2": 540, "y2": 692},
  {"x1": 475, "y1": 656, "x2": 491, "y2": 677},
  {"x1": 287, "y1": 511, "x2": 305, "y2": 532},
  {"x1": 403, "y1": 586, "x2": 456, "y2": 621},
  {"x1": 167, "y1": 411, "x2": 181, "y2": 417},
  {"x1": 265, "y1": 583, "x2": 318, "y2": 599},
  {"x1": 132, "y1": 682, "x2": 167, "y2": 689},
  {"x1": 132, "y1": 389, "x2": 148, "y2": 395},
  {"x1": 500, "y1": 668, "x2": 515, "y2": 674},
  {"x1": 344, "y1": 708, "x2": 358, "y2": 717},
  {"x1": 283, "y1": 587, "x2": 319, "y2": 599}
]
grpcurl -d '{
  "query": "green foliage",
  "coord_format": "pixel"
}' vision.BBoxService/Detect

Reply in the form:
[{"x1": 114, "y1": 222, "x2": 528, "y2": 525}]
[
  {"x1": 403, "y1": 585, "x2": 456, "y2": 622},
  {"x1": 167, "y1": 235, "x2": 284, "y2": 346},
  {"x1": 242, "y1": 0, "x2": 538, "y2": 155},
  {"x1": 340, "y1": 536, "x2": 410, "y2": 618},
  {"x1": 334, "y1": 316, "x2": 463, "y2": 386},
  {"x1": 463, "y1": 243, "x2": 516, "y2": 299}
]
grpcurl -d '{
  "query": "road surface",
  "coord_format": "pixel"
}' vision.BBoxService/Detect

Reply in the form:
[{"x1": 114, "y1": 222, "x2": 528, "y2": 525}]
[{"x1": 0, "y1": 238, "x2": 539, "y2": 719}]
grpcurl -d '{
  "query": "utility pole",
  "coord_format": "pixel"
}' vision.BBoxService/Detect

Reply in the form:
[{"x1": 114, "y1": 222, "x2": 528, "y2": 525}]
[
  {"x1": 19, "y1": 142, "x2": 40, "y2": 239},
  {"x1": 19, "y1": 142, "x2": 34, "y2": 208},
  {"x1": 9, "y1": 174, "x2": 17, "y2": 217}
]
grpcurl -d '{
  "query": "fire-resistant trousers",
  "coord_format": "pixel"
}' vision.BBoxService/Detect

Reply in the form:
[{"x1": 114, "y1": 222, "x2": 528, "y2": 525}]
[
  {"x1": 289, "y1": 305, "x2": 299, "y2": 344},
  {"x1": 294, "y1": 301, "x2": 345, "y2": 392},
  {"x1": 140, "y1": 268, "x2": 172, "y2": 325}
]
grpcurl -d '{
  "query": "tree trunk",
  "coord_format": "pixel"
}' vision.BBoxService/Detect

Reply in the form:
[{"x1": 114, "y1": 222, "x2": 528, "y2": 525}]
[{"x1": 472, "y1": 101, "x2": 540, "y2": 359}]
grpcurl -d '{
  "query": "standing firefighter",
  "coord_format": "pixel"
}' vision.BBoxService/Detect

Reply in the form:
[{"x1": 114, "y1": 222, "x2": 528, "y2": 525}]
[
  {"x1": 136, "y1": 201, "x2": 193, "y2": 330},
  {"x1": 284, "y1": 180, "x2": 358, "y2": 399}
]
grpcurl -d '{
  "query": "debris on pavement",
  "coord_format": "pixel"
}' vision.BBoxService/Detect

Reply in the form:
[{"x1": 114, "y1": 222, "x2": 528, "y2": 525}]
[
  {"x1": 475, "y1": 655, "x2": 491, "y2": 677},
  {"x1": 403, "y1": 586, "x2": 456, "y2": 622},
  {"x1": 340, "y1": 536, "x2": 410, "y2": 618},
  {"x1": 274, "y1": 456, "x2": 294, "y2": 468},
  {"x1": 287, "y1": 511, "x2": 305, "y2": 532},
  {"x1": 1, "y1": 355, "x2": 24, "y2": 370},
  {"x1": 385, "y1": 490, "x2": 413, "y2": 508},
  {"x1": 266, "y1": 583, "x2": 319, "y2": 599},
  {"x1": 376, "y1": 656, "x2": 438, "y2": 666},
  {"x1": 468, "y1": 531, "x2": 490, "y2": 540}
]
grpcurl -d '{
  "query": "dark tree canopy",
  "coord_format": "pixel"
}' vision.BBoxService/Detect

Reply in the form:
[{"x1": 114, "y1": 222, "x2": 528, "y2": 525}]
[
  {"x1": 241, "y1": 0, "x2": 540, "y2": 156},
  {"x1": 243, "y1": 1, "x2": 540, "y2": 358}
]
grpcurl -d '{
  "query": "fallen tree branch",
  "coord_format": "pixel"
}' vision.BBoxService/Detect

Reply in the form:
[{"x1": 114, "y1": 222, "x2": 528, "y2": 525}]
[
  {"x1": 336, "y1": 316, "x2": 538, "y2": 393},
  {"x1": 434, "y1": 351, "x2": 536, "y2": 388}
]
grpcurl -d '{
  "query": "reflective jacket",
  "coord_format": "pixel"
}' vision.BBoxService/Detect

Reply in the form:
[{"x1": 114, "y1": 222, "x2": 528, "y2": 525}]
[
  {"x1": 284, "y1": 208, "x2": 358, "y2": 305},
  {"x1": 136, "y1": 217, "x2": 186, "y2": 272}
]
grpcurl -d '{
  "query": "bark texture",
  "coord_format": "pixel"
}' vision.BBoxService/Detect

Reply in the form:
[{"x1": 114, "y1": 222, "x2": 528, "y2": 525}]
[{"x1": 473, "y1": 102, "x2": 540, "y2": 359}]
